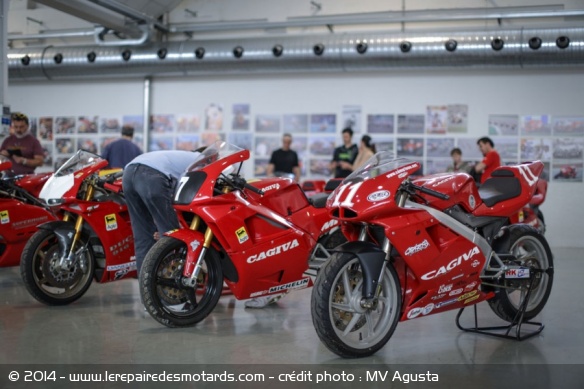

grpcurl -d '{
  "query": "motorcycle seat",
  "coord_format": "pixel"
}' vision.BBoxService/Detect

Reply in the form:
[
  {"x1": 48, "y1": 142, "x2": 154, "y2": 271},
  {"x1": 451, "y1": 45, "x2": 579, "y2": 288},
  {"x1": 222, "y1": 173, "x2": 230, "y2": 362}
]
[
  {"x1": 309, "y1": 193, "x2": 329, "y2": 209},
  {"x1": 478, "y1": 170, "x2": 521, "y2": 207}
]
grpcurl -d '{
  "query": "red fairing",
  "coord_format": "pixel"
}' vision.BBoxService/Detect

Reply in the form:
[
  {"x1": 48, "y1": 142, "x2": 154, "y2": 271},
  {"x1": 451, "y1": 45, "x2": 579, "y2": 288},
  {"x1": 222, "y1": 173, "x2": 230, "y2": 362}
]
[
  {"x1": 412, "y1": 172, "x2": 481, "y2": 212},
  {"x1": 15, "y1": 173, "x2": 52, "y2": 198}
]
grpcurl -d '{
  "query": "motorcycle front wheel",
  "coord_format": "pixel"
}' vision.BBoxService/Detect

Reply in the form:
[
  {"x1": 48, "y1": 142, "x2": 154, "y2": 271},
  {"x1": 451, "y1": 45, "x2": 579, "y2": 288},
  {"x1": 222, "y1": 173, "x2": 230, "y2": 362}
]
[
  {"x1": 140, "y1": 236, "x2": 224, "y2": 328},
  {"x1": 488, "y1": 224, "x2": 554, "y2": 322},
  {"x1": 20, "y1": 229, "x2": 95, "y2": 305},
  {"x1": 311, "y1": 252, "x2": 401, "y2": 358}
]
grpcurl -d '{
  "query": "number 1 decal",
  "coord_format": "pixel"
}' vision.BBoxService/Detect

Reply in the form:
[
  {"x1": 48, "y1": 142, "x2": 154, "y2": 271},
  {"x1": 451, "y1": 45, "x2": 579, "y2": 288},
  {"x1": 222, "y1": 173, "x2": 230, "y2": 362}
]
[{"x1": 331, "y1": 182, "x2": 363, "y2": 208}]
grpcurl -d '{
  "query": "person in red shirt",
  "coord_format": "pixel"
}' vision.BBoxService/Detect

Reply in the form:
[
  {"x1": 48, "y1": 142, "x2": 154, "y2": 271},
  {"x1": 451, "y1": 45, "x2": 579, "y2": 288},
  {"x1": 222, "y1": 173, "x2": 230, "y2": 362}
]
[
  {"x1": 474, "y1": 136, "x2": 501, "y2": 184},
  {"x1": 0, "y1": 112, "x2": 44, "y2": 175}
]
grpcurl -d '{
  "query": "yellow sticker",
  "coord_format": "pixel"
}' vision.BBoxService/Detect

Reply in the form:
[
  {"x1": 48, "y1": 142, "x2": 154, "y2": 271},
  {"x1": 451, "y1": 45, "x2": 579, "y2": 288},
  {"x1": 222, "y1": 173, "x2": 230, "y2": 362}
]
[
  {"x1": 464, "y1": 294, "x2": 480, "y2": 305},
  {"x1": 105, "y1": 214, "x2": 118, "y2": 231},
  {"x1": 235, "y1": 227, "x2": 249, "y2": 244},
  {"x1": 0, "y1": 210, "x2": 9, "y2": 224}
]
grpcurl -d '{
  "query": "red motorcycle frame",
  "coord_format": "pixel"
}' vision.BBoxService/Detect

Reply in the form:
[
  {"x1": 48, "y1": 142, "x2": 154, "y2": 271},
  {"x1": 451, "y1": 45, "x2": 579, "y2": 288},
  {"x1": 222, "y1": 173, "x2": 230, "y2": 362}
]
[
  {"x1": 0, "y1": 156, "x2": 55, "y2": 267},
  {"x1": 311, "y1": 153, "x2": 554, "y2": 358},
  {"x1": 20, "y1": 150, "x2": 136, "y2": 305},
  {"x1": 140, "y1": 141, "x2": 344, "y2": 327},
  {"x1": 509, "y1": 178, "x2": 547, "y2": 234}
]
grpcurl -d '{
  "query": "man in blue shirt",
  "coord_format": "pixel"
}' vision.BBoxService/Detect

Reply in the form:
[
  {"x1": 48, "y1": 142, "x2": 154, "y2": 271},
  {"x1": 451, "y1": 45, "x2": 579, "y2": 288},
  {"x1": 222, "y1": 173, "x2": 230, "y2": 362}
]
[
  {"x1": 101, "y1": 125, "x2": 142, "y2": 168},
  {"x1": 123, "y1": 150, "x2": 201, "y2": 274}
]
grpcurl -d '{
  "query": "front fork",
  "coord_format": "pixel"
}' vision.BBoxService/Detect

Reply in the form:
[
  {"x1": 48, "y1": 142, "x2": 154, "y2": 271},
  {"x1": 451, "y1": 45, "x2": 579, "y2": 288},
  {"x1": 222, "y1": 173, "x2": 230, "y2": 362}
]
[
  {"x1": 57, "y1": 184, "x2": 94, "y2": 271},
  {"x1": 358, "y1": 226, "x2": 393, "y2": 308}
]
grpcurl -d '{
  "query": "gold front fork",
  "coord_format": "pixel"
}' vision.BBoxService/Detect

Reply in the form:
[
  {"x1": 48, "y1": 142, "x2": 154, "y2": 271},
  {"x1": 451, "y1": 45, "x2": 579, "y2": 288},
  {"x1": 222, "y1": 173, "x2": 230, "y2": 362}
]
[{"x1": 59, "y1": 184, "x2": 94, "y2": 269}]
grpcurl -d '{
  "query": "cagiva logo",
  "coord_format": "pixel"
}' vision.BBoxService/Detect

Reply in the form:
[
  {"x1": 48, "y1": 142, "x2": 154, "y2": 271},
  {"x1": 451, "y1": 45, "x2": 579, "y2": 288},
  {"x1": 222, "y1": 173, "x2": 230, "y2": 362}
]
[
  {"x1": 421, "y1": 247, "x2": 481, "y2": 280},
  {"x1": 247, "y1": 239, "x2": 300, "y2": 263},
  {"x1": 262, "y1": 183, "x2": 280, "y2": 192}
]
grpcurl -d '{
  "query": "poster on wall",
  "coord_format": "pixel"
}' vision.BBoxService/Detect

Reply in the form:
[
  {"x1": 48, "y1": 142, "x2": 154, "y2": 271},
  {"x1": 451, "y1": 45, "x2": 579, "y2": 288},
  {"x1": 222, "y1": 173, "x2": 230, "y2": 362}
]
[
  {"x1": 177, "y1": 114, "x2": 200, "y2": 133},
  {"x1": 254, "y1": 158, "x2": 270, "y2": 177},
  {"x1": 100, "y1": 117, "x2": 121, "y2": 134},
  {"x1": 489, "y1": 114, "x2": 519, "y2": 136},
  {"x1": 201, "y1": 132, "x2": 225, "y2": 146},
  {"x1": 56, "y1": 138, "x2": 74, "y2": 154},
  {"x1": 55, "y1": 117, "x2": 76, "y2": 135},
  {"x1": 227, "y1": 133, "x2": 252, "y2": 151},
  {"x1": 205, "y1": 104, "x2": 224, "y2": 131},
  {"x1": 38, "y1": 117, "x2": 54, "y2": 140},
  {"x1": 77, "y1": 116, "x2": 98, "y2": 134},
  {"x1": 425, "y1": 159, "x2": 451, "y2": 175},
  {"x1": 552, "y1": 115, "x2": 584, "y2": 136},
  {"x1": 397, "y1": 138, "x2": 424, "y2": 157},
  {"x1": 309, "y1": 158, "x2": 332, "y2": 178},
  {"x1": 425, "y1": 106, "x2": 448, "y2": 134},
  {"x1": 254, "y1": 135, "x2": 280, "y2": 158},
  {"x1": 456, "y1": 138, "x2": 483, "y2": 160},
  {"x1": 447, "y1": 104, "x2": 468, "y2": 133},
  {"x1": 291, "y1": 135, "x2": 308, "y2": 159},
  {"x1": 176, "y1": 134, "x2": 200, "y2": 151},
  {"x1": 232, "y1": 104, "x2": 250, "y2": 131},
  {"x1": 342, "y1": 105, "x2": 361, "y2": 134},
  {"x1": 256, "y1": 115, "x2": 281, "y2": 133},
  {"x1": 283, "y1": 114, "x2": 308, "y2": 133},
  {"x1": 122, "y1": 115, "x2": 144, "y2": 134},
  {"x1": 520, "y1": 138, "x2": 552, "y2": 161},
  {"x1": 367, "y1": 115, "x2": 394, "y2": 134},
  {"x1": 426, "y1": 137, "x2": 455, "y2": 158},
  {"x1": 149, "y1": 136, "x2": 174, "y2": 151},
  {"x1": 41, "y1": 142, "x2": 53, "y2": 168},
  {"x1": 27, "y1": 118, "x2": 38, "y2": 137},
  {"x1": 397, "y1": 114, "x2": 424, "y2": 134},
  {"x1": 150, "y1": 114, "x2": 175, "y2": 134},
  {"x1": 310, "y1": 114, "x2": 336, "y2": 133},
  {"x1": 78, "y1": 137, "x2": 98, "y2": 154},
  {"x1": 309, "y1": 136, "x2": 335, "y2": 157},
  {"x1": 552, "y1": 161, "x2": 583, "y2": 182},
  {"x1": 520, "y1": 115, "x2": 552, "y2": 136},
  {"x1": 492, "y1": 137, "x2": 519, "y2": 161},
  {"x1": 552, "y1": 138, "x2": 584, "y2": 160},
  {"x1": 374, "y1": 137, "x2": 394, "y2": 155}
]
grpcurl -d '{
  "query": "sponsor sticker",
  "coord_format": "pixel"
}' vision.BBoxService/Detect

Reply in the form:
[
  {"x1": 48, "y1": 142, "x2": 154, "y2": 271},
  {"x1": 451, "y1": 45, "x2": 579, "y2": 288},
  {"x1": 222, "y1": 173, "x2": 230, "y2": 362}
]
[
  {"x1": 247, "y1": 239, "x2": 299, "y2": 263},
  {"x1": 106, "y1": 261, "x2": 137, "y2": 272},
  {"x1": 464, "y1": 281, "x2": 478, "y2": 291},
  {"x1": 468, "y1": 195, "x2": 476, "y2": 209},
  {"x1": 422, "y1": 303, "x2": 435, "y2": 316},
  {"x1": 438, "y1": 284, "x2": 452, "y2": 293},
  {"x1": 449, "y1": 288, "x2": 463, "y2": 296},
  {"x1": 235, "y1": 227, "x2": 249, "y2": 244},
  {"x1": 436, "y1": 298, "x2": 458, "y2": 308},
  {"x1": 464, "y1": 294, "x2": 481, "y2": 305},
  {"x1": 431, "y1": 293, "x2": 446, "y2": 300},
  {"x1": 105, "y1": 214, "x2": 118, "y2": 231},
  {"x1": 0, "y1": 210, "x2": 9, "y2": 224},
  {"x1": 422, "y1": 246, "x2": 481, "y2": 280},
  {"x1": 321, "y1": 219, "x2": 339, "y2": 232},
  {"x1": 367, "y1": 190, "x2": 390, "y2": 202},
  {"x1": 262, "y1": 183, "x2": 280, "y2": 192},
  {"x1": 268, "y1": 278, "x2": 310, "y2": 293},
  {"x1": 405, "y1": 239, "x2": 430, "y2": 256},
  {"x1": 471, "y1": 260, "x2": 481, "y2": 268},
  {"x1": 407, "y1": 307, "x2": 423, "y2": 319},
  {"x1": 505, "y1": 268, "x2": 531, "y2": 279},
  {"x1": 457, "y1": 290, "x2": 478, "y2": 301}
]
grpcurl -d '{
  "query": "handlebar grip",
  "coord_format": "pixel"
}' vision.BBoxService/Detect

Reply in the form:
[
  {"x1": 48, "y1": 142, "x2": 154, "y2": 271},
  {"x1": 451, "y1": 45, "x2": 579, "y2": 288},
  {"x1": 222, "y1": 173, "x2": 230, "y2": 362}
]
[
  {"x1": 244, "y1": 182, "x2": 264, "y2": 196},
  {"x1": 416, "y1": 184, "x2": 450, "y2": 200}
]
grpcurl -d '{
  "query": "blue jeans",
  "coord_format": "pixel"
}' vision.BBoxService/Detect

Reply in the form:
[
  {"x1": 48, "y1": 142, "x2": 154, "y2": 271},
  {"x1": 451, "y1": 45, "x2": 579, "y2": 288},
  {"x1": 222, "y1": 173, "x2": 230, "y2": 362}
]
[{"x1": 122, "y1": 164, "x2": 179, "y2": 274}]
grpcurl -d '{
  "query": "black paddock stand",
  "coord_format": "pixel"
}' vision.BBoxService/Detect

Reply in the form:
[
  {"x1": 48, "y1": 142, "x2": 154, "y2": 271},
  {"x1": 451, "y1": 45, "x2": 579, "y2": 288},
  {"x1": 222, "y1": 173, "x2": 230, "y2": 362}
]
[{"x1": 455, "y1": 269, "x2": 546, "y2": 341}]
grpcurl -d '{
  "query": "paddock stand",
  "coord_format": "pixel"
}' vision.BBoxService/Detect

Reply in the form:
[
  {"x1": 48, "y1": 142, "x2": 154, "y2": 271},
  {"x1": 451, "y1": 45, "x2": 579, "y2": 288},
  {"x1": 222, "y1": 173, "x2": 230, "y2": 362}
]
[{"x1": 455, "y1": 268, "x2": 548, "y2": 341}]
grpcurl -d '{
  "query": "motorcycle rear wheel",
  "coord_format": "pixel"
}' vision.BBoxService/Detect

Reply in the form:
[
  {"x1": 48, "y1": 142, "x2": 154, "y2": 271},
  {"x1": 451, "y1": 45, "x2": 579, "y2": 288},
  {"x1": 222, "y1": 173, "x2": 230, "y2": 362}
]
[
  {"x1": 311, "y1": 252, "x2": 401, "y2": 358},
  {"x1": 140, "y1": 236, "x2": 223, "y2": 328},
  {"x1": 488, "y1": 225, "x2": 554, "y2": 322},
  {"x1": 20, "y1": 229, "x2": 95, "y2": 305}
]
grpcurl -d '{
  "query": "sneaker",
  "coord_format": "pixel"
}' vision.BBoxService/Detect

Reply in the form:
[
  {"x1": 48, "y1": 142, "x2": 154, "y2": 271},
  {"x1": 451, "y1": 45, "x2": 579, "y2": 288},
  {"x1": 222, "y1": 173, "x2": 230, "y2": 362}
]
[{"x1": 244, "y1": 293, "x2": 285, "y2": 309}]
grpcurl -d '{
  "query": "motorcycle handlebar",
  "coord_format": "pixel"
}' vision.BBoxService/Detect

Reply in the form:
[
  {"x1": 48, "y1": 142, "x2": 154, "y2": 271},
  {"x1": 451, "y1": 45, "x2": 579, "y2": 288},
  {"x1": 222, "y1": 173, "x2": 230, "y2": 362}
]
[
  {"x1": 243, "y1": 182, "x2": 264, "y2": 196},
  {"x1": 408, "y1": 182, "x2": 450, "y2": 200}
]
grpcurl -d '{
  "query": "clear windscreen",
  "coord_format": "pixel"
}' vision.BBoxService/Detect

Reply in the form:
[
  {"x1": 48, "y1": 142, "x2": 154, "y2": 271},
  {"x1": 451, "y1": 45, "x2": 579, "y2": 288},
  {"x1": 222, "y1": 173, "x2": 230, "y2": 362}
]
[
  {"x1": 345, "y1": 151, "x2": 417, "y2": 180},
  {"x1": 54, "y1": 150, "x2": 104, "y2": 177},
  {"x1": 186, "y1": 141, "x2": 244, "y2": 173}
]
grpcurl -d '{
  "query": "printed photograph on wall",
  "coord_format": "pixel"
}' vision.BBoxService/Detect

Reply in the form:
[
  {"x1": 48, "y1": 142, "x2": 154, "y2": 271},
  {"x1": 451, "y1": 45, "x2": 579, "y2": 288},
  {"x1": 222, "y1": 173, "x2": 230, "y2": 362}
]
[
  {"x1": 374, "y1": 137, "x2": 394, "y2": 155},
  {"x1": 200, "y1": 132, "x2": 225, "y2": 146},
  {"x1": 176, "y1": 134, "x2": 200, "y2": 151},
  {"x1": 232, "y1": 104, "x2": 250, "y2": 130},
  {"x1": 367, "y1": 114, "x2": 394, "y2": 134},
  {"x1": 552, "y1": 161, "x2": 583, "y2": 182},
  {"x1": 447, "y1": 104, "x2": 468, "y2": 133},
  {"x1": 100, "y1": 117, "x2": 121, "y2": 134},
  {"x1": 342, "y1": 105, "x2": 361, "y2": 134},
  {"x1": 309, "y1": 158, "x2": 332, "y2": 177},
  {"x1": 552, "y1": 115, "x2": 584, "y2": 136},
  {"x1": 122, "y1": 115, "x2": 144, "y2": 135},
  {"x1": 227, "y1": 133, "x2": 253, "y2": 151},
  {"x1": 149, "y1": 136, "x2": 174, "y2": 152},
  {"x1": 397, "y1": 138, "x2": 424, "y2": 157},
  {"x1": 397, "y1": 114, "x2": 424, "y2": 134},
  {"x1": 425, "y1": 159, "x2": 452, "y2": 175},
  {"x1": 254, "y1": 158, "x2": 270, "y2": 177},
  {"x1": 205, "y1": 104, "x2": 224, "y2": 131},
  {"x1": 520, "y1": 138, "x2": 552, "y2": 161},
  {"x1": 541, "y1": 161, "x2": 551, "y2": 181},
  {"x1": 150, "y1": 114, "x2": 175, "y2": 133},
  {"x1": 78, "y1": 137, "x2": 98, "y2": 154},
  {"x1": 55, "y1": 116, "x2": 76, "y2": 134},
  {"x1": 489, "y1": 114, "x2": 519, "y2": 136},
  {"x1": 309, "y1": 136, "x2": 335, "y2": 157},
  {"x1": 77, "y1": 116, "x2": 98, "y2": 134},
  {"x1": 254, "y1": 135, "x2": 280, "y2": 158},
  {"x1": 38, "y1": 117, "x2": 54, "y2": 140},
  {"x1": 291, "y1": 135, "x2": 308, "y2": 159},
  {"x1": 55, "y1": 138, "x2": 75, "y2": 154},
  {"x1": 457, "y1": 138, "x2": 484, "y2": 159},
  {"x1": 553, "y1": 138, "x2": 584, "y2": 160},
  {"x1": 283, "y1": 114, "x2": 308, "y2": 133},
  {"x1": 100, "y1": 136, "x2": 117, "y2": 152},
  {"x1": 28, "y1": 118, "x2": 37, "y2": 137},
  {"x1": 520, "y1": 114, "x2": 552, "y2": 136},
  {"x1": 425, "y1": 106, "x2": 448, "y2": 134},
  {"x1": 255, "y1": 115, "x2": 281, "y2": 133},
  {"x1": 492, "y1": 137, "x2": 519, "y2": 161},
  {"x1": 310, "y1": 114, "x2": 336, "y2": 133},
  {"x1": 426, "y1": 137, "x2": 455, "y2": 158},
  {"x1": 41, "y1": 142, "x2": 53, "y2": 167},
  {"x1": 54, "y1": 156, "x2": 72, "y2": 171},
  {"x1": 176, "y1": 114, "x2": 200, "y2": 133}
]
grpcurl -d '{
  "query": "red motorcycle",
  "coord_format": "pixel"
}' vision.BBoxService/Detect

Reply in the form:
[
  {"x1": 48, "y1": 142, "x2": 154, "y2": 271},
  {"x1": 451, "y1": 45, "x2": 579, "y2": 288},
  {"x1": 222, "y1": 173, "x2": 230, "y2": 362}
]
[
  {"x1": 0, "y1": 156, "x2": 56, "y2": 267},
  {"x1": 312, "y1": 153, "x2": 553, "y2": 358},
  {"x1": 140, "y1": 141, "x2": 344, "y2": 327},
  {"x1": 20, "y1": 150, "x2": 136, "y2": 305}
]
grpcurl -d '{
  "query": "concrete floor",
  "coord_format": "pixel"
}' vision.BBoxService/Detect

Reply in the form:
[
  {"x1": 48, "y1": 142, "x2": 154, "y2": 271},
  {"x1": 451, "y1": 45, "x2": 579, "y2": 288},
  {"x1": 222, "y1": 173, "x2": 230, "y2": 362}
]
[{"x1": 0, "y1": 248, "x2": 583, "y2": 387}]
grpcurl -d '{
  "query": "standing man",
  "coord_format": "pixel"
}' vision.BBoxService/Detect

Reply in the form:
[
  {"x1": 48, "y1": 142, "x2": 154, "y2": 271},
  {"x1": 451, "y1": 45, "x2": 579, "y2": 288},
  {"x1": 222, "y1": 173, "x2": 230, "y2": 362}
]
[
  {"x1": 475, "y1": 137, "x2": 501, "y2": 183},
  {"x1": 101, "y1": 125, "x2": 142, "y2": 169},
  {"x1": 122, "y1": 150, "x2": 202, "y2": 274},
  {"x1": 0, "y1": 112, "x2": 44, "y2": 175},
  {"x1": 266, "y1": 133, "x2": 300, "y2": 182},
  {"x1": 330, "y1": 127, "x2": 358, "y2": 178}
]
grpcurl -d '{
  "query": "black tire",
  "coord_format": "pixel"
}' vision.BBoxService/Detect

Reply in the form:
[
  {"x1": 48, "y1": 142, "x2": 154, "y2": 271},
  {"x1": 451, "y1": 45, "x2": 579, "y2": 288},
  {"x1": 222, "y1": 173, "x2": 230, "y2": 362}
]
[
  {"x1": 140, "y1": 236, "x2": 223, "y2": 328},
  {"x1": 488, "y1": 224, "x2": 553, "y2": 322},
  {"x1": 311, "y1": 252, "x2": 401, "y2": 358},
  {"x1": 536, "y1": 210, "x2": 546, "y2": 235},
  {"x1": 20, "y1": 229, "x2": 95, "y2": 305}
]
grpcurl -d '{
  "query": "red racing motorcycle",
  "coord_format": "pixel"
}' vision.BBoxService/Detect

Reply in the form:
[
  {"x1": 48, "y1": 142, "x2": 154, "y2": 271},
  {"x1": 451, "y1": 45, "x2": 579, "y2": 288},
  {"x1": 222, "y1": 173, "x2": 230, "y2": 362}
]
[
  {"x1": 0, "y1": 155, "x2": 55, "y2": 267},
  {"x1": 311, "y1": 152, "x2": 553, "y2": 358},
  {"x1": 140, "y1": 141, "x2": 344, "y2": 327},
  {"x1": 20, "y1": 150, "x2": 136, "y2": 305}
]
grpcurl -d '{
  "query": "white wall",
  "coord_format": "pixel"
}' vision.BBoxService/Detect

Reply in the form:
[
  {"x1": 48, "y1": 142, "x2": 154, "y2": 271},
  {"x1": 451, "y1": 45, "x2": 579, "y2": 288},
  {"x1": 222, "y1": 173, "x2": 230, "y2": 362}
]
[{"x1": 7, "y1": 68, "x2": 584, "y2": 248}]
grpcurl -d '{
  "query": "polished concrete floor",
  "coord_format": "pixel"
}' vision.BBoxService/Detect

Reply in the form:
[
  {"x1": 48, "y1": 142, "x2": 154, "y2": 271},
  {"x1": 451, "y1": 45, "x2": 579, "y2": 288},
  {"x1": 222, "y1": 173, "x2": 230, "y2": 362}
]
[{"x1": 0, "y1": 247, "x2": 582, "y2": 368}]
